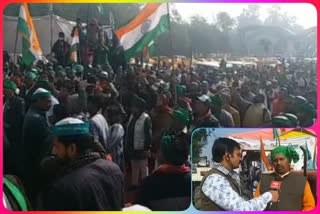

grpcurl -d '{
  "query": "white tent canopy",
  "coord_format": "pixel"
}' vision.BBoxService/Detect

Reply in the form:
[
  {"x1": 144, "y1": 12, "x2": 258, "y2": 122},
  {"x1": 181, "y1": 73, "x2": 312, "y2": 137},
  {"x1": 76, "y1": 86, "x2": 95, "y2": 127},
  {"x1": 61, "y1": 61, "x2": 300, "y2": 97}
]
[
  {"x1": 4, "y1": 15, "x2": 77, "y2": 56},
  {"x1": 4, "y1": 14, "x2": 114, "y2": 60}
]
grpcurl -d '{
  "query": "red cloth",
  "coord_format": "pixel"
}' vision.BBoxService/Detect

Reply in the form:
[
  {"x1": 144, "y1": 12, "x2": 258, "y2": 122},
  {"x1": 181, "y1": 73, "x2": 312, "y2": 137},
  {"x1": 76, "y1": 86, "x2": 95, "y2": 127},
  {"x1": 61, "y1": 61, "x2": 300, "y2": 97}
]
[
  {"x1": 155, "y1": 94, "x2": 173, "y2": 115},
  {"x1": 152, "y1": 164, "x2": 190, "y2": 175},
  {"x1": 10, "y1": 76, "x2": 21, "y2": 88},
  {"x1": 179, "y1": 97, "x2": 192, "y2": 104},
  {"x1": 272, "y1": 98, "x2": 289, "y2": 116}
]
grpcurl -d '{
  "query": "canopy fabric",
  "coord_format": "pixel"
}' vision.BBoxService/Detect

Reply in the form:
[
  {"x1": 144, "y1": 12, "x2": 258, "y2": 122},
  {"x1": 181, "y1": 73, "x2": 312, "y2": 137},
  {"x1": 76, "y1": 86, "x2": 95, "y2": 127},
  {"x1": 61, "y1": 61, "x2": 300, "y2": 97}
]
[
  {"x1": 4, "y1": 15, "x2": 75, "y2": 55},
  {"x1": 280, "y1": 129, "x2": 316, "y2": 139},
  {"x1": 227, "y1": 128, "x2": 315, "y2": 141},
  {"x1": 227, "y1": 128, "x2": 291, "y2": 141}
]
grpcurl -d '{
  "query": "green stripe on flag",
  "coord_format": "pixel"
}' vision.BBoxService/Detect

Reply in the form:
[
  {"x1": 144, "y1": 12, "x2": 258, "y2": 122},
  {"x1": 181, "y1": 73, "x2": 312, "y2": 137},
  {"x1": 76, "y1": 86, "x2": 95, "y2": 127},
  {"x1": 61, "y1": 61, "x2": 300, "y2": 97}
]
[
  {"x1": 21, "y1": 37, "x2": 35, "y2": 65},
  {"x1": 17, "y1": 17, "x2": 30, "y2": 39},
  {"x1": 149, "y1": 41, "x2": 156, "y2": 57},
  {"x1": 124, "y1": 15, "x2": 169, "y2": 60}
]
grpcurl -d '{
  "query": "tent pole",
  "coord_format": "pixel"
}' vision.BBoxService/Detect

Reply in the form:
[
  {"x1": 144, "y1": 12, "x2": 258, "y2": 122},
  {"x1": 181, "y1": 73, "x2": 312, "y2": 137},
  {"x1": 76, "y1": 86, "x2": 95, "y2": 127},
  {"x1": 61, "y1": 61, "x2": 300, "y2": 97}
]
[{"x1": 13, "y1": 20, "x2": 19, "y2": 66}]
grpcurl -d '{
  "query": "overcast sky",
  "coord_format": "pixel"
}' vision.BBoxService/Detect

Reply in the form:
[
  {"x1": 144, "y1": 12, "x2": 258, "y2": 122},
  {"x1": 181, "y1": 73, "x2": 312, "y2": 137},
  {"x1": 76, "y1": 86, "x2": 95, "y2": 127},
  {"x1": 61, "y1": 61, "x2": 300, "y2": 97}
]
[{"x1": 174, "y1": 3, "x2": 317, "y2": 29}]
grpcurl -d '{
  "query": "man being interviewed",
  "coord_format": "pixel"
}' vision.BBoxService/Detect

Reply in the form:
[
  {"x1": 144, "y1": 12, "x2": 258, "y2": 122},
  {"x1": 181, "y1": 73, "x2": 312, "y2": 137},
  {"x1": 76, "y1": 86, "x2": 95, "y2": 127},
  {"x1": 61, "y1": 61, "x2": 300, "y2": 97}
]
[
  {"x1": 254, "y1": 146, "x2": 315, "y2": 211},
  {"x1": 197, "y1": 138, "x2": 279, "y2": 211}
]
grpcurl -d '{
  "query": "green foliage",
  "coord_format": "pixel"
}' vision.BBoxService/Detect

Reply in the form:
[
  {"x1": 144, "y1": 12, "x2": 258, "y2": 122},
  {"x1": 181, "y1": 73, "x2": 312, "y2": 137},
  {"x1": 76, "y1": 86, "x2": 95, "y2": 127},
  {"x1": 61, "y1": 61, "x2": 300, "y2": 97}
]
[{"x1": 192, "y1": 129, "x2": 208, "y2": 163}]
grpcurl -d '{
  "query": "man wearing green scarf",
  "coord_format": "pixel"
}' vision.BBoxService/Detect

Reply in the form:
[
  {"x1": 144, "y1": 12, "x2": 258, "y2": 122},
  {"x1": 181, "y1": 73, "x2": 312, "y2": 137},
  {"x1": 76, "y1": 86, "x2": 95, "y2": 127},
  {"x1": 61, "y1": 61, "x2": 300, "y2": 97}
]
[
  {"x1": 254, "y1": 145, "x2": 315, "y2": 211},
  {"x1": 3, "y1": 175, "x2": 31, "y2": 210},
  {"x1": 4, "y1": 79, "x2": 25, "y2": 176},
  {"x1": 136, "y1": 132, "x2": 191, "y2": 210}
]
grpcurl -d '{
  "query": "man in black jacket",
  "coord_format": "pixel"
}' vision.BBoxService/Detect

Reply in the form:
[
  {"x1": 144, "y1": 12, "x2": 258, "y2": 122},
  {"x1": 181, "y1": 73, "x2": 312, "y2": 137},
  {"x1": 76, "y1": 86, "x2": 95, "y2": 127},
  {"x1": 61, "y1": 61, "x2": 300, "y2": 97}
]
[
  {"x1": 52, "y1": 32, "x2": 70, "y2": 67},
  {"x1": 4, "y1": 79, "x2": 25, "y2": 176},
  {"x1": 190, "y1": 94, "x2": 220, "y2": 131},
  {"x1": 22, "y1": 88, "x2": 52, "y2": 204},
  {"x1": 41, "y1": 117, "x2": 124, "y2": 211}
]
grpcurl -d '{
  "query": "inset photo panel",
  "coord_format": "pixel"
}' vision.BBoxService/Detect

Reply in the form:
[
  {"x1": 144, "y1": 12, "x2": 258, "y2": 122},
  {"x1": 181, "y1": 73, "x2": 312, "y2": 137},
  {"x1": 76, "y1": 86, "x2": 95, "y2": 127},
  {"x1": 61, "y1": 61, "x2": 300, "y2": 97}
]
[{"x1": 192, "y1": 128, "x2": 317, "y2": 211}]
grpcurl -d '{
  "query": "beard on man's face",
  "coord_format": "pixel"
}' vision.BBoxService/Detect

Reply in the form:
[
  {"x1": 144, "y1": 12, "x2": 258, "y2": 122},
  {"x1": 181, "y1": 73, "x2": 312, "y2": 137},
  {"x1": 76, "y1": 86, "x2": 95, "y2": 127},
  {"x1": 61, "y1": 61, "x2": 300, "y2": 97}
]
[{"x1": 56, "y1": 153, "x2": 73, "y2": 166}]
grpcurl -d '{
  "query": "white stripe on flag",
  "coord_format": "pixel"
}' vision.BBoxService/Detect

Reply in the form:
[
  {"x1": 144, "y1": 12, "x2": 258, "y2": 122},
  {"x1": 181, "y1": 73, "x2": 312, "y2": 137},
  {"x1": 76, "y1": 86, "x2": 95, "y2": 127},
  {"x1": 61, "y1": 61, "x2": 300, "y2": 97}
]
[{"x1": 119, "y1": 4, "x2": 168, "y2": 51}]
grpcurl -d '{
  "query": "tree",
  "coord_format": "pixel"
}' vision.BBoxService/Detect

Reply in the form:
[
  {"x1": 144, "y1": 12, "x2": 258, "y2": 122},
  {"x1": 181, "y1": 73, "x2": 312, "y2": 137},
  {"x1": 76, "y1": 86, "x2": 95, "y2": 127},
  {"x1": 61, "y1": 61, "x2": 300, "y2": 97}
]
[
  {"x1": 192, "y1": 129, "x2": 208, "y2": 163},
  {"x1": 216, "y1": 12, "x2": 235, "y2": 32},
  {"x1": 237, "y1": 4, "x2": 262, "y2": 28},
  {"x1": 216, "y1": 12, "x2": 235, "y2": 53},
  {"x1": 264, "y1": 4, "x2": 304, "y2": 32}
]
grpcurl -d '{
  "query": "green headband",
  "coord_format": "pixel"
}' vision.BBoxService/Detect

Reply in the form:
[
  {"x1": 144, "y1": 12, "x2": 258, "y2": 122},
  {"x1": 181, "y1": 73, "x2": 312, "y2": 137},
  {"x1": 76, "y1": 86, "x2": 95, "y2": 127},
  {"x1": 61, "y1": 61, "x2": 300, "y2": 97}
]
[
  {"x1": 51, "y1": 123, "x2": 89, "y2": 136},
  {"x1": 272, "y1": 116, "x2": 293, "y2": 127},
  {"x1": 4, "y1": 79, "x2": 17, "y2": 91},
  {"x1": 74, "y1": 64, "x2": 84, "y2": 73},
  {"x1": 210, "y1": 94, "x2": 223, "y2": 107},
  {"x1": 176, "y1": 85, "x2": 187, "y2": 96},
  {"x1": 161, "y1": 135, "x2": 186, "y2": 165},
  {"x1": 271, "y1": 146, "x2": 300, "y2": 163},
  {"x1": 25, "y1": 72, "x2": 37, "y2": 80},
  {"x1": 173, "y1": 109, "x2": 189, "y2": 126},
  {"x1": 31, "y1": 88, "x2": 52, "y2": 100}
]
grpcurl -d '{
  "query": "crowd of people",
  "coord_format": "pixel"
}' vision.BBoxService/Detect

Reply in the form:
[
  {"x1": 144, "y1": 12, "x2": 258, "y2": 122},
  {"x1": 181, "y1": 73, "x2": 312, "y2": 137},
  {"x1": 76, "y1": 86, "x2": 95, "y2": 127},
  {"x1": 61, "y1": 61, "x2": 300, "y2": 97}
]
[{"x1": 3, "y1": 16, "x2": 317, "y2": 212}]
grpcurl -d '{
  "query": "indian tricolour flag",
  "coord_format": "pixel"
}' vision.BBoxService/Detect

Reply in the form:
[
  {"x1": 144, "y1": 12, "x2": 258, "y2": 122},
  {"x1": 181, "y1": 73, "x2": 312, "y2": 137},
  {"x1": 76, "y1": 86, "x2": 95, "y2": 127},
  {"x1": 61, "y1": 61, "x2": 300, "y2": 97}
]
[
  {"x1": 70, "y1": 28, "x2": 80, "y2": 63},
  {"x1": 17, "y1": 3, "x2": 46, "y2": 65},
  {"x1": 115, "y1": 3, "x2": 169, "y2": 60}
]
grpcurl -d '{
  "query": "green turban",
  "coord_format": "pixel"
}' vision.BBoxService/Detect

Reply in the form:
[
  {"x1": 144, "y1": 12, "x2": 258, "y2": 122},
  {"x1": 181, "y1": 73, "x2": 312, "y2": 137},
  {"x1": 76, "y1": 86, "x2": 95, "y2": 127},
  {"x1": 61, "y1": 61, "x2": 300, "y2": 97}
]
[
  {"x1": 210, "y1": 94, "x2": 223, "y2": 108},
  {"x1": 301, "y1": 103, "x2": 316, "y2": 118},
  {"x1": 74, "y1": 64, "x2": 84, "y2": 73},
  {"x1": 161, "y1": 135, "x2": 186, "y2": 165},
  {"x1": 283, "y1": 113, "x2": 298, "y2": 126},
  {"x1": 272, "y1": 116, "x2": 293, "y2": 127},
  {"x1": 4, "y1": 79, "x2": 17, "y2": 91},
  {"x1": 31, "y1": 88, "x2": 52, "y2": 100},
  {"x1": 52, "y1": 117, "x2": 89, "y2": 136},
  {"x1": 173, "y1": 109, "x2": 189, "y2": 126},
  {"x1": 176, "y1": 85, "x2": 186, "y2": 96},
  {"x1": 271, "y1": 146, "x2": 300, "y2": 163},
  {"x1": 30, "y1": 68, "x2": 39, "y2": 76},
  {"x1": 295, "y1": 96, "x2": 308, "y2": 110},
  {"x1": 25, "y1": 72, "x2": 37, "y2": 80}
]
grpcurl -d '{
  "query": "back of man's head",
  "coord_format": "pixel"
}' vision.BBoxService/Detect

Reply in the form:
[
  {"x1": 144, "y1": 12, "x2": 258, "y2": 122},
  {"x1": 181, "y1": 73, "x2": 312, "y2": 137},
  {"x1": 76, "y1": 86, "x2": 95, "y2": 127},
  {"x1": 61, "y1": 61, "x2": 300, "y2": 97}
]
[{"x1": 212, "y1": 138, "x2": 240, "y2": 163}]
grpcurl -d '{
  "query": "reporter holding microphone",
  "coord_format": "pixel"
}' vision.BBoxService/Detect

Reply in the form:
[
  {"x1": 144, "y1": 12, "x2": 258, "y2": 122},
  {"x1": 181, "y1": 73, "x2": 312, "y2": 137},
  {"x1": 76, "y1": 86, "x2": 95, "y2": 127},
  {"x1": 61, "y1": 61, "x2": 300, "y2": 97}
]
[
  {"x1": 197, "y1": 138, "x2": 279, "y2": 211},
  {"x1": 254, "y1": 146, "x2": 315, "y2": 211}
]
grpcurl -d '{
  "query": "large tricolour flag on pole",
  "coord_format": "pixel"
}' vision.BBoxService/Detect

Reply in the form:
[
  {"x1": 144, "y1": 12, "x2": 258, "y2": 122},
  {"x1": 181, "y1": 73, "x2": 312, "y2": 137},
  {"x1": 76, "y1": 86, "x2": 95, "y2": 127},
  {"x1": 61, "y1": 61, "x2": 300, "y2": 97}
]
[
  {"x1": 70, "y1": 28, "x2": 79, "y2": 63},
  {"x1": 115, "y1": 3, "x2": 169, "y2": 60},
  {"x1": 18, "y1": 3, "x2": 46, "y2": 65}
]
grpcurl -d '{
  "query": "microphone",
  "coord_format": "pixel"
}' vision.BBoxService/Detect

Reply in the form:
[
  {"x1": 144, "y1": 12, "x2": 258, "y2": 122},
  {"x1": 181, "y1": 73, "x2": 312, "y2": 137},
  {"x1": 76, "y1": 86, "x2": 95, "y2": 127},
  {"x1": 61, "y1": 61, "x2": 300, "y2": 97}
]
[
  {"x1": 270, "y1": 180, "x2": 282, "y2": 191},
  {"x1": 268, "y1": 180, "x2": 281, "y2": 209}
]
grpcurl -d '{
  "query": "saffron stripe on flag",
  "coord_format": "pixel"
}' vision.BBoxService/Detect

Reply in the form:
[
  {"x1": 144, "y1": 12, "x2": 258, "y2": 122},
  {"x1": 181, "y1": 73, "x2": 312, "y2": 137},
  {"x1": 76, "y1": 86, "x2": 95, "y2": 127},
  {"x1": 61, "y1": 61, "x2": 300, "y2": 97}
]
[{"x1": 115, "y1": 3, "x2": 163, "y2": 39}]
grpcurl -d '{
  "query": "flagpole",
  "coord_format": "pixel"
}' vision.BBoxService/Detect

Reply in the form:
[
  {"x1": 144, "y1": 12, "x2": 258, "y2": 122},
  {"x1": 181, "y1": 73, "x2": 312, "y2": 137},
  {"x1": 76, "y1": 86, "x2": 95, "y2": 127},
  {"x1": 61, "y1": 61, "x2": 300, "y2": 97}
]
[
  {"x1": 166, "y1": 3, "x2": 174, "y2": 72},
  {"x1": 13, "y1": 4, "x2": 23, "y2": 66},
  {"x1": 189, "y1": 24, "x2": 193, "y2": 69},
  {"x1": 50, "y1": 4, "x2": 53, "y2": 55},
  {"x1": 166, "y1": 3, "x2": 177, "y2": 105}
]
